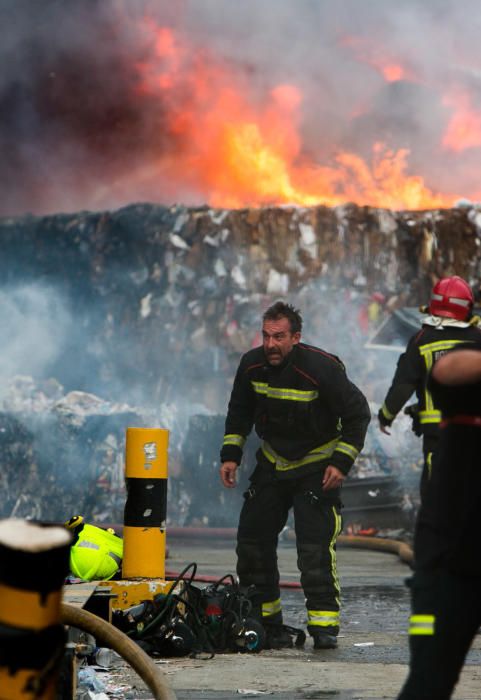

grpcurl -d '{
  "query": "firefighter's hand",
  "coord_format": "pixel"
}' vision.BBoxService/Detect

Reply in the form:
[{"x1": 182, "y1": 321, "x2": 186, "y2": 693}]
[
  {"x1": 379, "y1": 421, "x2": 391, "y2": 435},
  {"x1": 322, "y1": 465, "x2": 345, "y2": 491},
  {"x1": 378, "y1": 408, "x2": 392, "y2": 435},
  {"x1": 220, "y1": 461, "x2": 238, "y2": 488}
]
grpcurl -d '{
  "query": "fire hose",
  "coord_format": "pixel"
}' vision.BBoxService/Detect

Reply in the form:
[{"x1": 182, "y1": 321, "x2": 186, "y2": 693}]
[
  {"x1": 336, "y1": 533, "x2": 413, "y2": 566},
  {"x1": 102, "y1": 524, "x2": 415, "y2": 571},
  {"x1": 164, "y1": 528, "x2": 414, "y2": 587},
  {"x1": 61, "y1": 603, "x2": 177, "y2": 700}
]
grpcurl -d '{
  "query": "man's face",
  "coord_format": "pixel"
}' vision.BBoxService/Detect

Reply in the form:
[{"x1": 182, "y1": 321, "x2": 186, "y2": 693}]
[{"x1": 262, "y1": 317, "x2": 301, "y2": 366}]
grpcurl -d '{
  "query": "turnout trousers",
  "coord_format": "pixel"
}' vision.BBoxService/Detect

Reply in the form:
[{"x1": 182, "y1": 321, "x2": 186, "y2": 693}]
[
  {"x1": 420, "y1": 434, "x2": 438, "y2": 504},
  {"x1": 236, "y1": 467, "x2": 343, "y2": 637},
  {"x1": 398, "y1": 569, "x2": 481, "y2": 700}
]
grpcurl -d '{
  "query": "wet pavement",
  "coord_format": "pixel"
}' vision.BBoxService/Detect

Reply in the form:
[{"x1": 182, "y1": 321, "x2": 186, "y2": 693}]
[{"x1": 89, "y1": 537, "x2": 481, "y2": 700}]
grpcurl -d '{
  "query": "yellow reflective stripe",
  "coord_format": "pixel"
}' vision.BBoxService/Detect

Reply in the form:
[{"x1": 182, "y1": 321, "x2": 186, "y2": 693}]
[
  {"x1": 223, "y1": 434, "x2": 246, "y2": 448},
  {"x1": 251, "y1": 381, "x2": 318, "y2": 402},
  {"x1": 308, "y1": 507, "x2": 342, "y2": 623},
  {"x1": 381, "y1": 403, "x2": 395, "y2": 421},
  {"x1": 409, "y1": 614, "x2": 435, "y2": 636},
  {"x1": 330, "y1": 505, "x2": 342, "y2": 606},
  {"x1": 418, "y1": 410, "x2": 441, "y2": 424},
  {"x1": 419, "y1": 339, "x2": 467, "y2": 355},
  {"x1": 251, "y1": 381, "x2": 268, "y2": 395},
  {"x1": 266, "y1": 387, "x2": 318, "y2": 402},
  {"x1": 262, "y1": 598, "x2": 282, "y2": 617},
  {"x1": 0, "y1": 582, "x2": 62, "y2": 630},
  {"x1": 420, "y1": 340, "x2": 468, "y2": 414},
  {"x1": 422, "y1": 349, "x2": 435, "y2": 413},
  {"x1": 426, "y1": 451, "x2": 433, "y2": 479},
  {"x1": 334, "y1": 441, "x2": 359, "y2": 460},
  {"x1": 419, "y1": 342, "x2": 450, "y2": 412},
  {"x1": 261, "y1": 438, "x2": 339, "y2": 472},
  {"x1": 307, "y1": 610, "x2": 340, "y2": 627}
]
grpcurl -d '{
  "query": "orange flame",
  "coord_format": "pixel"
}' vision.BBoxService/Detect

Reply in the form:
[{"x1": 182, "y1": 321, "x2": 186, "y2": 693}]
[
  {"x1": 127, "y1": 22, "x2": 459, "y2": 210},
  {"x1": 442, "y1": 91, "x2": 481, "y2": 152},
  {"x1": 382, "y1": 64, "x2": 405, "y2": 82}
]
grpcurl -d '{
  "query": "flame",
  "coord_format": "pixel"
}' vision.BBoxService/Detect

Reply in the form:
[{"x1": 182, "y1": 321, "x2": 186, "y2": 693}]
[
  {"x1": 442, "y1": 91, "x2": 481, "y2": 152},
  {"x1": 124, "y1": 21, "x2": 460, "y2": 210},
  {"x1": 9, "y1": 6, "x2": 481, "y2": 217},
  {"x1": 382, "y1": 64, "x2": 405, "y2": 83}
]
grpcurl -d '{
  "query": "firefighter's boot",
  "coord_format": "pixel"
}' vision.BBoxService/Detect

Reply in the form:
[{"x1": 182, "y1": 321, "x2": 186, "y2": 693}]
[
  {"x1": 263, "y1": 623, "x2": 294, "y2": 650},
  {"x1": 312, "y1": 632, "x2": 338, "y2": 650}
]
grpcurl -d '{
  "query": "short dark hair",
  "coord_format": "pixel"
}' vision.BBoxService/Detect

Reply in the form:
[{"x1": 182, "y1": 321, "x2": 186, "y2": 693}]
[{"x1": 262, "y1": 301, "x2": 303, "y2": 334}]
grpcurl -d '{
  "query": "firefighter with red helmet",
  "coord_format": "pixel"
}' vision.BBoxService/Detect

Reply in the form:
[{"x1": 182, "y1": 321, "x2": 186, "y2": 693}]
[{"x1": 378, "y1": 275, "x2": 481, "y2": 501}]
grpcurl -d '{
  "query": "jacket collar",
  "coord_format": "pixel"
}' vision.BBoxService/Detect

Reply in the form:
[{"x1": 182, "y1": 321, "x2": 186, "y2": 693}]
[{"x1": 423, "y1": 315, "x2": 471, "y2": 329}]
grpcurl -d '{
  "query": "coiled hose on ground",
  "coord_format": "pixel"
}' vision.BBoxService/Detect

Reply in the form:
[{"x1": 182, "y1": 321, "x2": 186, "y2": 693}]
[
  {"x1": 337, "y1": 533, "x2": 414, "y2": 566},
  {"x1": 164, "y1": 529, "x2": 414, "y2": 587},
  {"x1": 60, "y1": 603, "x2": 177, "y2": 700},
  {"x1": 104, "y1": 525, "x2": 415, "y2": 571}
]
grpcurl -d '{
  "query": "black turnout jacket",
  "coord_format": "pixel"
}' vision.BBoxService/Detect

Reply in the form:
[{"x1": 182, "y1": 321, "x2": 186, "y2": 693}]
[
  {"x1": 220, "y1": 342, "x2": 370, "y2": 480},
  {"x1": 379, "y1": 323, "x2": 481, "y2": 440}
]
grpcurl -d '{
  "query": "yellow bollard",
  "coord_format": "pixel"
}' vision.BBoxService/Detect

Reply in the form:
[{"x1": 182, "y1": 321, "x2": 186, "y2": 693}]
[
  {"x1": 0, "y1": 519, "x2": 71, "y2": 700},
  {"x1": 122, "y1": 427, "x2": 169, "y2": 580}
]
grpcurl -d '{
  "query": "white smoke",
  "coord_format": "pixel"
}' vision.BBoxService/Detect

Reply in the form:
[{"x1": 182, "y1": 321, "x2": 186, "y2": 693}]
[{"x1": 0, "y1": 283, "x2": 71, "y2": 398}]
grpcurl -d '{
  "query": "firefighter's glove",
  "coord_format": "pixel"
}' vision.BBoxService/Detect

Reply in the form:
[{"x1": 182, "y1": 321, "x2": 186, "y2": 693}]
[{"x1": 377, "y1": 408, "x2": 392, "y2": 435}]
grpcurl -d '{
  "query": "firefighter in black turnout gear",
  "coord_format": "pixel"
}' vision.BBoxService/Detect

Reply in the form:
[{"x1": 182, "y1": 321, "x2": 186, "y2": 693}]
[
  {"x1": 397, "y1": 344, "x2": 481, "y2": 700},
  {"x1": 219, "y1": 301, "x2": 370, "y2": 650},
  {"x1": 378, "y1": 276, "x2": 481, "y2": 501}
]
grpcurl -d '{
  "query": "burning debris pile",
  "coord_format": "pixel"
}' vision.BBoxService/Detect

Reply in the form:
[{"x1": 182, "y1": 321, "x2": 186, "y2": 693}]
[{"x1": 1, "y1": 202, "x2": 480, "y2": 527}]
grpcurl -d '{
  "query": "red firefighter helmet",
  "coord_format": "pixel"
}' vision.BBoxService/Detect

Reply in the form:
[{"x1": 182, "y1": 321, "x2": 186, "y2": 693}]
[{"x1": 429, "y1": 276, "x2": 474, "y2": 321}]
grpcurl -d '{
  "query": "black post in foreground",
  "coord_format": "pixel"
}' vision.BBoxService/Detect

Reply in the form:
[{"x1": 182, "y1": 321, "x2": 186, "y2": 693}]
[{"x1": 0, "y1": 519, "x2": 71, "y2": 700}]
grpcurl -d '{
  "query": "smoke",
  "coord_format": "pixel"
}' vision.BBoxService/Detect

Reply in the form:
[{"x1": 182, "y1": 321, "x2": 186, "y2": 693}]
[
  {"x1": 1, "y1": 0, "x2": 481, "y2": 215},
  {"x1": 0, "y1": 205, "x2": 426, "y2": 526},
  {"x1": 0, "y1": 276, "x2": 144, "y2": 407},
  {"x1": 0, "y1": 283, "x2": 72, "y2": 397}
]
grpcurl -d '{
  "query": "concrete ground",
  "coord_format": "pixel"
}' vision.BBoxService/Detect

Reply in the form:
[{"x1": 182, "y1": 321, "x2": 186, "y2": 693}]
[{"x1": 93, "y1": 537, "x2": 481, "y2": 700}]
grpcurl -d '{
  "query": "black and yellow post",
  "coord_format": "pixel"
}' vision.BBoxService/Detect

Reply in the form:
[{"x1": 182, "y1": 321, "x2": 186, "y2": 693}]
[
  {"x1": 0, "y1": 519, "x2": 71, "y2": 700},
  {"x1": 122, "y1": 427, "x2": 168, "y2": 579},
  {"x1": 100, "y1": 427, "x2": 175, "y2": 610}
]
